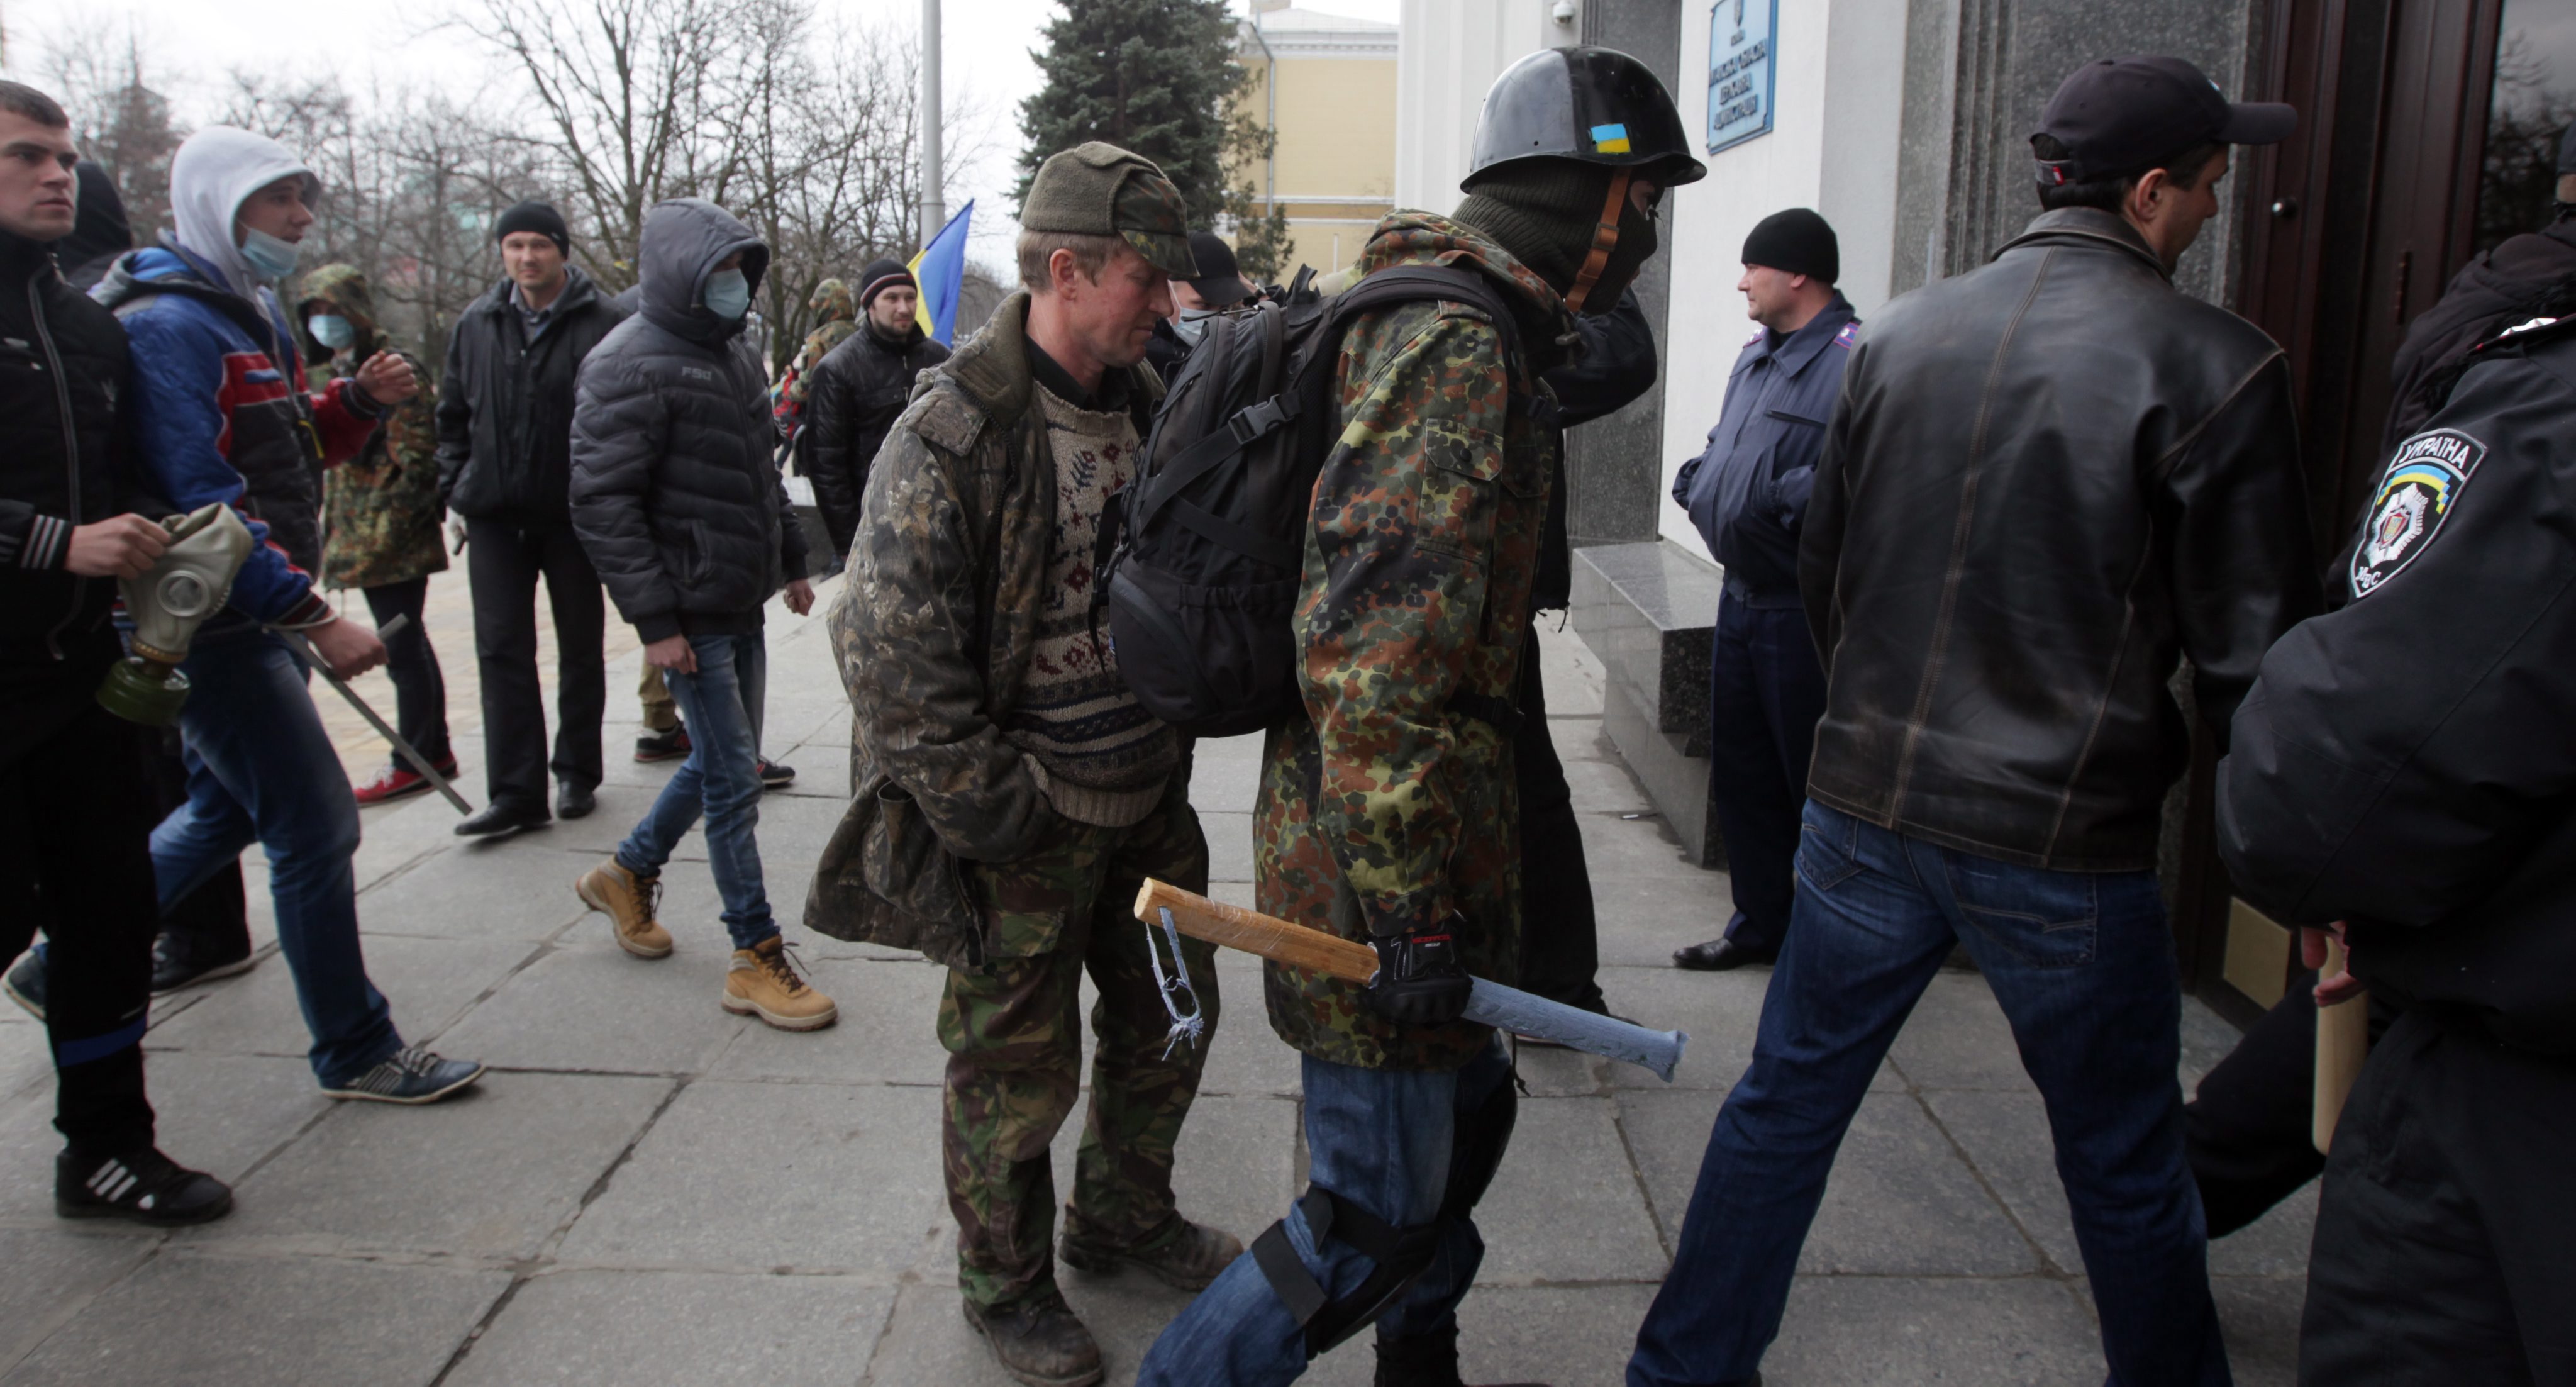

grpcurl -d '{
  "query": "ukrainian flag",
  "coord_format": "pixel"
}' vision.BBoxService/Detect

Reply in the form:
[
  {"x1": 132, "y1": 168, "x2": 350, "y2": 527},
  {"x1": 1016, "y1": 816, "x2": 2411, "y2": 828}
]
[
  {"x1": 909, "y1": 199, "x2": 975, "y2": 345},
  {"x1": 1590, "y1": 123, "x2": 1632, "y2": 154}
]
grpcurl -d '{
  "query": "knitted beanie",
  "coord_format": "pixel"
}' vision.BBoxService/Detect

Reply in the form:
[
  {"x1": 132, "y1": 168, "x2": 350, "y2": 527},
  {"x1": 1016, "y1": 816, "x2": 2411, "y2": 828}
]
[
  {"x1": 856, "y1": 256, "x2": 915, "y2": 309},
  {"x1": 494, "y1": 200, "x2": 570, "y2": 254},
  {"x1": 1741, "y1": 208, "x2": 1840, "y2": 283}
]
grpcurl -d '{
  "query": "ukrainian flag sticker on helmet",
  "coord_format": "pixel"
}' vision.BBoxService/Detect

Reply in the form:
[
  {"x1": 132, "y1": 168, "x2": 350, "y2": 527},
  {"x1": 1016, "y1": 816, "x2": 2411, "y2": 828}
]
[{"x1": 1591, "y1": 123, "x2": 1633, "y2": 153}]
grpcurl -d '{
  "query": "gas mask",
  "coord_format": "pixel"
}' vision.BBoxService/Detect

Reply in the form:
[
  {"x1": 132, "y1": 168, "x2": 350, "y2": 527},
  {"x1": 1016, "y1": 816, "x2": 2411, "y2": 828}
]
[{"x1": 97, "y1": 504, "x2": 256, "y2": 726}]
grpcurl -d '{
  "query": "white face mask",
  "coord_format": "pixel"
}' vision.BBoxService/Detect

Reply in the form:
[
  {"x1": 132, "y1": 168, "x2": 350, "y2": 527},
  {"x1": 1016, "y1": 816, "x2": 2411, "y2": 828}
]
[
  {"x1": 1172, "y1": 309, "x2": 1222, "y2": 345},
  {"x1": 238, "y1": 225, "x2": 301, "y2": 280},
  {"x1": 307, "y1": 313, "x2": 357, "y2": 350},
  {"x1": 703, "y1": 267, "x2": 752, "y2": 320}
]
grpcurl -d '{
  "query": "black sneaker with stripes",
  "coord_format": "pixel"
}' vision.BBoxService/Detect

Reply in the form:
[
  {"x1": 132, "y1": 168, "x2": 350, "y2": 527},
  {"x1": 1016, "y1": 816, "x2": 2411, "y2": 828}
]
[
  {"x1": 56, "y1": 1147, "x2": 233, "y2": 1226},
  {"x1": 321, "y1": 1045, "x2": 485, "y2": 1105}
]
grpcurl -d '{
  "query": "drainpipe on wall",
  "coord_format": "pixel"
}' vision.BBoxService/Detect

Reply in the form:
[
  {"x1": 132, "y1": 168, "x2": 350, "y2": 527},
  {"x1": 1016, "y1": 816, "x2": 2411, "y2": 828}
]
[{"x1": 1246, "y1": 12, "x2": 1277, "y2": 219}]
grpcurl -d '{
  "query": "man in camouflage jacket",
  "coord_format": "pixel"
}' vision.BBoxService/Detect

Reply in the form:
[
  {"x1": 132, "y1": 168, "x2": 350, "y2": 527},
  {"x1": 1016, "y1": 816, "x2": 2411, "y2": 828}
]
[
  {"x1": 299, "y1": 264, "x2": 454, "y2": 803},
  {"x1": 770, "y1": 274, "x2": 856, "y2": 433},
  {"x1": 1140, "y1": 46, "x2": 1701, "y2": 1387},
  {"x1": 811, "y1": 142, "x2": 1239, "y2": 1386}
]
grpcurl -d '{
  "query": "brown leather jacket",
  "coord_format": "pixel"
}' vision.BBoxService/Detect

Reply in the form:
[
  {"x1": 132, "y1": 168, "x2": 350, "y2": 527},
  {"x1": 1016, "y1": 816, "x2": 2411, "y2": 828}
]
[{"x1": 1800, "y1": 208, "x2": 2321, "y2": 871}]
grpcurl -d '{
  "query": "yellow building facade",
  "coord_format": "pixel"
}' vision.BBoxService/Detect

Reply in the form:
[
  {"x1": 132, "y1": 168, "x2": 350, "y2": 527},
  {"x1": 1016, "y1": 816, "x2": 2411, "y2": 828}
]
[{"x1": 1231, "y1": 4, "x2": 1399, "y2": 277}]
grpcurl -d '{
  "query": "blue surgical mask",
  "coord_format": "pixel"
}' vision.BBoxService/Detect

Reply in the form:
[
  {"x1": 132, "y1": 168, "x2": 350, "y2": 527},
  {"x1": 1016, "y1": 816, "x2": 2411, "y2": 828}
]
[
  {"x1": 238, "y1": 225, "x2": 302, "y2": 280},
  {"x1": 703, "y1": 267, "x2": 752, "y2": 320},
  {"x1": 1172, "y1": 309, "x2": 1220, "y2": 346},
  {"x1": 308, "y1": 314, "x2": 356, "y2": 350}
]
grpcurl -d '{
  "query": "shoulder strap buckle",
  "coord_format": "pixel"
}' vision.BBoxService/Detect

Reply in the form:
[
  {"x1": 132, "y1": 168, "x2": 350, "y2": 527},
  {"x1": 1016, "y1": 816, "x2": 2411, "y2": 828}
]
[{"x1": 1227, "y1": 393, "x2": 1301, "y2": 444}]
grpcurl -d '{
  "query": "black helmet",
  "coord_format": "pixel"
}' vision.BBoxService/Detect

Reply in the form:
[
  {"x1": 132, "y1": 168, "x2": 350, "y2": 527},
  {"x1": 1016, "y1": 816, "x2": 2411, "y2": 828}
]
[{"x1": 1467, "y1": 47, "x2": 1707, "y2": 189}]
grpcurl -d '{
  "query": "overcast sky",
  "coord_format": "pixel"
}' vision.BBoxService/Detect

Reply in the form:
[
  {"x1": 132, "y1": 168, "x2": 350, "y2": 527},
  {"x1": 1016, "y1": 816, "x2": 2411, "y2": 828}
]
[{"x1": 0, "y1": 0, "x2": 1401, "y2": 268}]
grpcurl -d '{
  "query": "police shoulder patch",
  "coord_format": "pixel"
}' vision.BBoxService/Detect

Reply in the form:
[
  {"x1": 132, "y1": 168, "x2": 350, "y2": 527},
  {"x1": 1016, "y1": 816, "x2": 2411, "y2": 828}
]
[
  {"x1": 1744, "y1": 327, "x2": 1766, "y2": 347},
  {"x1": 2350, "y1": 427, "x2": 2487, "y2": 599},
  {"x1": 1833, "y1": 320, "x2": 1861, "y2": 350}
]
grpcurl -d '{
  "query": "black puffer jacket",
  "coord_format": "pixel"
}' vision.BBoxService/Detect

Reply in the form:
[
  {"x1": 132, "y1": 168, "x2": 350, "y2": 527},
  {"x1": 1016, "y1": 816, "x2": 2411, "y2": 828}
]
[
  {"x1": 0, "y1": 229, "x2": 142, "y2": 764},
  {"x1": 802, "y1": 318, "x2": 948, "y2": 557},
  {"x1": 569, "y1": 199, "x2": 806, "y2": 642},
  {"x1": 2380, "y1": 218, "x2": 2576, "y2": 452},
  {"x1": 436, "y1": 264, "x2": 626, "y2": 526},
  {"x1": 1801, "y1": 208, "x2": 2321, "y2": 871}
]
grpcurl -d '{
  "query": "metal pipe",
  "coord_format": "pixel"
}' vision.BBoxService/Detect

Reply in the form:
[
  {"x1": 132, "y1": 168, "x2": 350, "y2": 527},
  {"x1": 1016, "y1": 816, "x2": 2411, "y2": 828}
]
[{"x1": 920, "y1": 0, "x2": 945, "y2": 247}]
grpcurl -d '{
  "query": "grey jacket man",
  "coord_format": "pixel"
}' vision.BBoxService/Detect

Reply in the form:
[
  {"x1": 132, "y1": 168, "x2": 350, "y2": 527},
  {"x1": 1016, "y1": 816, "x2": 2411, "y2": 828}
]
[{"x1": 568, "y1": 199, "x2": 808, "y2": 642}]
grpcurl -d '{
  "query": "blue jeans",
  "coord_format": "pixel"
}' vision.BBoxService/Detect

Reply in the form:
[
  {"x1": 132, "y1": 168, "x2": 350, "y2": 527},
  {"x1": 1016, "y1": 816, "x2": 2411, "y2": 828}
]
[
  {"x1": 614, "y1": 632, "x2": 774, "y2": 950},
  {"x1": 1137, "y1": 1042, "x2": 1516, "y2": 1386},
  {"x1": 150, "y1": 629, "x2": 402, "y2": 1088},
  {"x1": 1705, "y1": 594, "x2": 1827, "y2": 953},
  {"x1": 1628, "y1": 801, "x2": 2228, "y2": 1387}
]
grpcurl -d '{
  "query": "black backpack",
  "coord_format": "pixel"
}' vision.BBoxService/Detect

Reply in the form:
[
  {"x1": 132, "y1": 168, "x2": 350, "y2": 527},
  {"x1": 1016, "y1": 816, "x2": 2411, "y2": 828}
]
[{"x1": 1096, "y1": 265, "x2": 1527, "y2": 738}]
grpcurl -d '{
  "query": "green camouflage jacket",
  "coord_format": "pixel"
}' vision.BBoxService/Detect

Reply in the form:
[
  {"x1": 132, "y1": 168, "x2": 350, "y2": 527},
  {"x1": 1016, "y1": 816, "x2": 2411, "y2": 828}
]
[
  {"x1": 1258, "y1": 212, "x2": 1568, "y2": 1070},
  {"x1": 301, "y1": 264, "x2": 447, "y2": 591},
  {"x1": 777, "y1": 277, "x2": 858, "y2": 413},
  {"x1": 808, "y1": 291, "x2": 1165, "y2": 969}
]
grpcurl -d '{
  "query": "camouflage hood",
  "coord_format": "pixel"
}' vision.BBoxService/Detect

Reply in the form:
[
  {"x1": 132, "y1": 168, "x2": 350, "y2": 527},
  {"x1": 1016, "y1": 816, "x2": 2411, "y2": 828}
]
[
  {"x1": 295, "y1": 262, "x2": 384, "y2": 366},
  {"x1": 1352, "y1": 211, "x2": 1579, "y2": 365},
  {"x1": 808, "y1": 277, "x2": 855, "y2": 323}
]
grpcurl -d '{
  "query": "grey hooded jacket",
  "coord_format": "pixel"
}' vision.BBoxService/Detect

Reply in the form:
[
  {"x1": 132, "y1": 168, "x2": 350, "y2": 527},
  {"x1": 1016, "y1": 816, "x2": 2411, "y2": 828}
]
[{"x1": 569, "y1": 198, "x2": 807, "y2": 642}]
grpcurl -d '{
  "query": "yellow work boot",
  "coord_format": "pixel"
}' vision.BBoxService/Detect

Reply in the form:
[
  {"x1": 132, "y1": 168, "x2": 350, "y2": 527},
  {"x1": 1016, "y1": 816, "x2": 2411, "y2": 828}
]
[
  {"x1": 574, "y1": 859, "x2": 674, "y2": 959},
  {"x1": 724, "y1": 936, "x2": 838, "y2": 1031}
]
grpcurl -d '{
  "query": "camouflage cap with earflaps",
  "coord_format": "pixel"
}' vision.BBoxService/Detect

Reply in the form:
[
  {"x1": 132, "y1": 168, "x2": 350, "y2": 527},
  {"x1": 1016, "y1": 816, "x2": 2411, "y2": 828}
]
[{"x1": 1021, "y1": 141, "x2": 1201, "y2": 281}]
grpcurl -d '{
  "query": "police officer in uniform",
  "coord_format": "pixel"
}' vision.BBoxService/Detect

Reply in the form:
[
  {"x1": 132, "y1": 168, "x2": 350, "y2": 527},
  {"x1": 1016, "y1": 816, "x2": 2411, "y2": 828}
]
[
  {"x1": 2218, "y1": 304, "x2": 2576, "y2": 1385},
  {"x1": 2180, "y1": 122, "x2": 2576, "y2": 1241},
  {"x1": 1670, "y1": 209, "x2": 1856, "y2": 971}
]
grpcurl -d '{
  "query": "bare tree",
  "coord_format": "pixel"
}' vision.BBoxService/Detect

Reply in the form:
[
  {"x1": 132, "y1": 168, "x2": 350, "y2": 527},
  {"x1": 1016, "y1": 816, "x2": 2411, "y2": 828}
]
[
  {"x1": 447, "y1": 0, "x2": 758, "y2": 290},
  {"x1": 42, "y1": 19, "x2": 187, "y2": 243}
]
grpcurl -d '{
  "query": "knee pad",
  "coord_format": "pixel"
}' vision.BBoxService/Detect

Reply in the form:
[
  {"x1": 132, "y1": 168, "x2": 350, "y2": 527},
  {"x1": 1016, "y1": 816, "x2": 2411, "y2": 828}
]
[{"x1": 1251, "y1": 1185, "x2": 1445, "y2": 1361}]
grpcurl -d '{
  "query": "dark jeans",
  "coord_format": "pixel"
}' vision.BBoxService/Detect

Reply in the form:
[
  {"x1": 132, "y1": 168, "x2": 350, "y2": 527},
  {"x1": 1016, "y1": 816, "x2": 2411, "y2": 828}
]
[
  {"x1": 152, "y1": 630, "x2": 403, "y2": 1088},
  {"x1": 2302, "y1": 1008, "x2": 2576, "y2": 1384},
  {"x1": 465, "y1": 517, "x2": 604, "y2": 810},
  {"x1": 0, "y1": 701, "x2": 157, "y2": 1156},
  {"x1": 140, "y1": 725, "x2": 250, "y2": 964},
  {"x1": 360, "y1": 576, "x2": 450, "y2": 770},
  {"x1": 1629, "y1": 801, "x2": 2226, "y2": 1387},
  {"x1": 1514, "y1": 625, "x2": 1605, "y2": 1013},
  {"x1": 615, "y1": 633, "x2": 772, "y2": 950},
  {"x1": 1703, "y1": 595, "x2": 1826, "y2": 953},
  {"x1": 1136, "y1": 1041, "x2": 1517, "y2": 1385}
]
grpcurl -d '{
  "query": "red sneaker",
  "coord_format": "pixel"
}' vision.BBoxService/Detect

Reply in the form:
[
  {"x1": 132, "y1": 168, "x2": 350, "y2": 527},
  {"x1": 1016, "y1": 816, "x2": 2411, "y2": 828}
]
[{"x1": 353, "y1": 759, "x2": 458, "y2": 806}]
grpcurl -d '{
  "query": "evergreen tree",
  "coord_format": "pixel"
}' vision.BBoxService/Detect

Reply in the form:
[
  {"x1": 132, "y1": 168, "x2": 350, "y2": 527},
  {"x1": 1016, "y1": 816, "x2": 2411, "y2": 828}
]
[{"x1": 1018, "y1": 0, "x2": 1250, "y2": 248}]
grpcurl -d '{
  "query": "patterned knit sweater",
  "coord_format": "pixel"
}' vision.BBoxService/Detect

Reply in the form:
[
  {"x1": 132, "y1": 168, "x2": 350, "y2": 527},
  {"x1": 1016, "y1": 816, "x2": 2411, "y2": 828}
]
[{"x1": 1001, "y1": 384, "x2": 1179, "y2": 826}]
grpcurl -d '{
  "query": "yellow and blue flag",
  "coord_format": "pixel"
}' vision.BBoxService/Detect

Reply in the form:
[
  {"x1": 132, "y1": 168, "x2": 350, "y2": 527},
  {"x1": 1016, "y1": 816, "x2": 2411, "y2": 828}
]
[{"x1": 909, "y1": 200, "x2": 974, "y2": 345}]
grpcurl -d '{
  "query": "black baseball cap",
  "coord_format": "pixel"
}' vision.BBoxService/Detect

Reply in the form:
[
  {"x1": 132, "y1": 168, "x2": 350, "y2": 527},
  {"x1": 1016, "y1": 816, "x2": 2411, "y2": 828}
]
[
  {"x1": 1182, "y1": 230, "x2": 1255, "y2": 307},
  {"x1": 2033, "y1": 55, "x2": 2296, "y2": 185}
]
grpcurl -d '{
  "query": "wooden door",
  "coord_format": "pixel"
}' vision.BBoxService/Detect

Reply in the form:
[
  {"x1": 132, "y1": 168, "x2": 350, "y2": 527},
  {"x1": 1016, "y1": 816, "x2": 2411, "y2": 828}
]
[{"x1": 2179, "y1": 0, "x2": 2510, "y2": 1015}]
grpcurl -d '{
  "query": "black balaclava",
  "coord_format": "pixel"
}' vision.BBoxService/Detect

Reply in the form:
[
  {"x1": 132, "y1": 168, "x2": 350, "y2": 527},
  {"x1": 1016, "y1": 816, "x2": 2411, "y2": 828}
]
[{"x1": 1453, "y1": 158, "x2": 1658, "y2": 315}]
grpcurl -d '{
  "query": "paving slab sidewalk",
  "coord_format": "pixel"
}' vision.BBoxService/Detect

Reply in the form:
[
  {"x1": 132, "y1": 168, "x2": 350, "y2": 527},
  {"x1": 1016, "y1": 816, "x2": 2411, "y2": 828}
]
[{"x1": 0, "y1": 582, "x2": 2306, "y2": 1385}]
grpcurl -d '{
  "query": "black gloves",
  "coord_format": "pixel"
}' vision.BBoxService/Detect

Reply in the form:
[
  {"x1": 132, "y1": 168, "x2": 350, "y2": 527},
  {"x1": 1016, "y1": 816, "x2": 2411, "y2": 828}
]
[{"x1": 1364, "y1": 921, "x2": 1473, "y2": 1027}]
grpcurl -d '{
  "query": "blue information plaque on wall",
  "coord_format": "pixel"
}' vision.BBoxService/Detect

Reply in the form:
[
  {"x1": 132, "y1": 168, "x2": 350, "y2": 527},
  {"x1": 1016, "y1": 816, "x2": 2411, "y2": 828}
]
[{"x1": 1707, "y1": 0, "x2": 1777, "y2": 154}]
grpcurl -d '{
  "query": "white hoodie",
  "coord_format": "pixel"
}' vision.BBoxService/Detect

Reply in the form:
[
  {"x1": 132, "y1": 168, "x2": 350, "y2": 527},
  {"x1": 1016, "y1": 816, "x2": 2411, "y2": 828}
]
[{"x1": 167, "y1": 126, "x2": 318, "y2": 301}]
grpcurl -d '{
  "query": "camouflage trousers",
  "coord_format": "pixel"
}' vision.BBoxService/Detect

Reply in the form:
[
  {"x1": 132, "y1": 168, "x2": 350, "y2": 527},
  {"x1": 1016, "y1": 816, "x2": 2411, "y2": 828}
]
[{"x1": 938, "y1": 778, "x2": 1219, "y2": 1310}]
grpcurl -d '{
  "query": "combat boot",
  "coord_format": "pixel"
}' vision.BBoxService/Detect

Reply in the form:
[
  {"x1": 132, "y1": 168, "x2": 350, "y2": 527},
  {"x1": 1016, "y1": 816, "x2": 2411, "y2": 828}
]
[
  {"x1": 1372, "y1": 1325, "x2": 1555, "y2": 1387},
  {"x1": 723, "y1": 935, "x2": 838, "y2": 1030},
  {"x1": 574, "y1": 859, "x2": 674, "y2": 959},
  {"x1": 962, "y1": 1290, "x2": 1103, "y2": 1387},
  {"x1": 1059, "y1": 1210, "x2": 1244, "y2": 1291}
]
